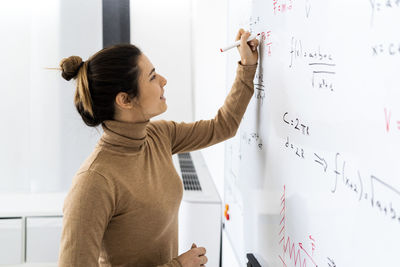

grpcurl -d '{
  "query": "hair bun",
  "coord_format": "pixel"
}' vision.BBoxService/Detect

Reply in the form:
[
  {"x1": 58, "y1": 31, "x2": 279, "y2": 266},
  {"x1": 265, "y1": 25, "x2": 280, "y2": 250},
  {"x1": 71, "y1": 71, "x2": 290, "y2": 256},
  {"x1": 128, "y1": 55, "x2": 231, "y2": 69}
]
[{"x1": 60, "y1": 56, "x2": 84, "y2": 81}]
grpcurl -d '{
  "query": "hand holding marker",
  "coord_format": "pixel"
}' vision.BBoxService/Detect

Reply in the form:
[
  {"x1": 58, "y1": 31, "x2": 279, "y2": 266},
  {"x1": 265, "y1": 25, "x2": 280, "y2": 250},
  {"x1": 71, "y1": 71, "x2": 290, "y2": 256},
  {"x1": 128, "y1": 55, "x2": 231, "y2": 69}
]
[
  {"x1": 220, "y1": 32, "x2": 260, "y2": 52},
  {"x1": 221, "y1": 29, "x2": 260, "y2": 66}
]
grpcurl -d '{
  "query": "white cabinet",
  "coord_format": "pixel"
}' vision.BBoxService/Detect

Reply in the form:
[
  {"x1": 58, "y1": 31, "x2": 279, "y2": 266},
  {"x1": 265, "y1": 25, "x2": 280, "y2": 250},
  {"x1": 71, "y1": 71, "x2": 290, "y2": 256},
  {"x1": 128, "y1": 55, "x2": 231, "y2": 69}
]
[
  {"x1": 0, "y1": 218, "x2": 23, "y2": 264},
  {"x1": 0, "y1": 193, "x2": 66, "y2": 265},
  {"x1": 26, "y1": 217, "x2": 63, "y2": 263}
]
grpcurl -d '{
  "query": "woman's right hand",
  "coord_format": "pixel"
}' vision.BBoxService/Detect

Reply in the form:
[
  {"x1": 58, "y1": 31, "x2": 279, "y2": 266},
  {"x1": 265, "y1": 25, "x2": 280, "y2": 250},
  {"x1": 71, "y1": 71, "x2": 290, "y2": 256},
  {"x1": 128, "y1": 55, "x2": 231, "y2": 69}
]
[
  {"x1": 176, "y1": 243, "x2": 208, "y2": 267},
  {"x1": 236, "y1": 28, "x2": 259, "y2": 66}
]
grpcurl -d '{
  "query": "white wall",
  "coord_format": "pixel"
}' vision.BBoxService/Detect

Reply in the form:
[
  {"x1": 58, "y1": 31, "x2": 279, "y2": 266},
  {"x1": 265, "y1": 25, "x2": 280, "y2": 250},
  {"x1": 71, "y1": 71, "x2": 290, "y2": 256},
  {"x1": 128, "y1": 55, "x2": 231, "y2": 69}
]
[
  {"x1": 0, "y1": 0, "x2": 32, "y2": 192},
  {"x1": 0, "y1": 0, "x2": 102, "y2": 193},
  {"x1": 130, "y1": 0, "x2": 193, "y2": 122}
]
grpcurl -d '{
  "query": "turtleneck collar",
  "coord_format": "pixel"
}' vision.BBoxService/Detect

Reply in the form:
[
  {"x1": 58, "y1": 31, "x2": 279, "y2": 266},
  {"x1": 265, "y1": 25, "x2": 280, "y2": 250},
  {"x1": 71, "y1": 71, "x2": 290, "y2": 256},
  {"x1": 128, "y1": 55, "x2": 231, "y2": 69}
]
[{"x1": 99, "y1": 119, "x2": 150, "y2": 152}]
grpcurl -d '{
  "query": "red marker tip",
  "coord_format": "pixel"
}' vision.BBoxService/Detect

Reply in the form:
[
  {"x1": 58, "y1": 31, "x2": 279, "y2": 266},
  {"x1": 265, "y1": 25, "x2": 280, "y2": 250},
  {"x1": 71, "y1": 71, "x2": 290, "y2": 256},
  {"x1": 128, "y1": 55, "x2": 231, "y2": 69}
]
[{"x1": 220, "y1": 48, "x2": 223, "y2": 52}]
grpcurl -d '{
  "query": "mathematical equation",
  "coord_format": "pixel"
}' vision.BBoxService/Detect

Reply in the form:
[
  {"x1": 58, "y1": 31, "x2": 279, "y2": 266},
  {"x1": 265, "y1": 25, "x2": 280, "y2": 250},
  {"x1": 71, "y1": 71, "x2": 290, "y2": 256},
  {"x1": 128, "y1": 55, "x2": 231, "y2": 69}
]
[
  {"x1": 261, "y1": 31, "x2": 273, "y2": 57},
  {"x1": 283, "y1": 112, "x2": 310, "y2": 159},
  {"x1": 282, "y1": 135, "x2": 400, "y2": 225},
  {"x1": 289, "y1": 37, "x2": 336, "y2": 92},
  {"x1": 370, "y1": 0, "x2": 400, "y2": 11},
  {"x1": 370, "y1": 0, "x2": 400, "y2": 25},
  {"x1": 253, "y1": 31, "x2": 271, "y2": 105},
  {"x1": 248, "y1": 16, "x2": 260, "y2": 28},
  {"x1": 285, "y1": 136, "x2": 305, "y2": 159},
  {"x1": 314, "y1": 152, "x2": 400, "y2": 224},
  {"x1": 372, "y1": 42, "x2": 400, "y2": 56},
  {"x1": 283, "y1": 112, "x2": 311, "y2": 136},
  {"x1": 279, "y1": 185, "x2": 337, "y2": 267},
  {"x1": 271, "y1": 0, "x2": 312, "y2": 18},
  {"x1": 254, "y1": 71, "x2": 266, "y2": 104},
  {"x1": 242, "y1": 131, "x2": 263, "y2": 150},
  {"x1": 273, "y1": 0, "x2": 293, "y2": 15}
]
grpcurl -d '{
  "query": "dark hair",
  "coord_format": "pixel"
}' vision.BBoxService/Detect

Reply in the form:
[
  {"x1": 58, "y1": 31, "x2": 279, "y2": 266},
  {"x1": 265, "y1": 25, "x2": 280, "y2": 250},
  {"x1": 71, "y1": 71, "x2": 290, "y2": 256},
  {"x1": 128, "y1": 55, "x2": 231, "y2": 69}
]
[{"x1": 59, "y1": 44, "x2": 142, "y2": 127}]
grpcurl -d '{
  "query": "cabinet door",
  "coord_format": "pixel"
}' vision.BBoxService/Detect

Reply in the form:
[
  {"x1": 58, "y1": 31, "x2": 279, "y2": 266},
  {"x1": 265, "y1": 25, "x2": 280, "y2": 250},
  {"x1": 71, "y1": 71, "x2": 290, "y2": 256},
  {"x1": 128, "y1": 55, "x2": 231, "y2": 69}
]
[
  {"x1": 0, "y1": 218, "x2": 23, "y2": 264},
  {"x1": 26, "y1": 217, "x2": 63, "y2": 263}
]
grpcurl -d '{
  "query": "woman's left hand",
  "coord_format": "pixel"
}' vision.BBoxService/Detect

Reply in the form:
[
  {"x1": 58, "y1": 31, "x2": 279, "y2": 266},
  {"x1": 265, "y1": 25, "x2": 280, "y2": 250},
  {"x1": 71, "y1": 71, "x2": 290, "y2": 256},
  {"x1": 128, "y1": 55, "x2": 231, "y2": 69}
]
[{"x1": 236, "y1": 29, "x2": 259, "y2": 66}]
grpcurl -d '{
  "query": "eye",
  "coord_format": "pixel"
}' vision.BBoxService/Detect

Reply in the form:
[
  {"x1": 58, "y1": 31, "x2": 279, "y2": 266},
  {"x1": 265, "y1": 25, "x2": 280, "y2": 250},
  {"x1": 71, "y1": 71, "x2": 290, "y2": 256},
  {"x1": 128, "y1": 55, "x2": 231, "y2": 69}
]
[{"x1": 150, "y1": 74, "x2": 156, "y2": 81}]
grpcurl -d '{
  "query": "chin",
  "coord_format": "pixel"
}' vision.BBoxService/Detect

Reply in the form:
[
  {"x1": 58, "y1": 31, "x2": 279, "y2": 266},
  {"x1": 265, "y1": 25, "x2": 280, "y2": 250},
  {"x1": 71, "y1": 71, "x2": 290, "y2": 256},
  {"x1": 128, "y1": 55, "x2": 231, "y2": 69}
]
[
  {"x1": 161, "y1": 102, "x2": 168, "y2": 112},
  {"x1": 154, "y1": 106, "x2": 168, "y2": 117}
]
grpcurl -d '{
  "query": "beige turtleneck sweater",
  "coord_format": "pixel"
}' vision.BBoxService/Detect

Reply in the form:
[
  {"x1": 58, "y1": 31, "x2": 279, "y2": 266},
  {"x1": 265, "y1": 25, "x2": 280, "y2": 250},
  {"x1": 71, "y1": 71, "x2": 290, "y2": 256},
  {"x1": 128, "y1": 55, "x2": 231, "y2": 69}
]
[{"x1": 58, "y1": 62, "x2": 257, "y2": 267}]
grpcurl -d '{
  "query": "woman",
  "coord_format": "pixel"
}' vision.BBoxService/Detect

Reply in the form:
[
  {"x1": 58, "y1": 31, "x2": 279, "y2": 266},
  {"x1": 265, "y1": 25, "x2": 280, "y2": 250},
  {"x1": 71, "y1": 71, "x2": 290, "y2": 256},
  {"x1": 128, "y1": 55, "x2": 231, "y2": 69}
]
[{"x1": 58, "y1": 29, "x2": 259, "y2": 267}]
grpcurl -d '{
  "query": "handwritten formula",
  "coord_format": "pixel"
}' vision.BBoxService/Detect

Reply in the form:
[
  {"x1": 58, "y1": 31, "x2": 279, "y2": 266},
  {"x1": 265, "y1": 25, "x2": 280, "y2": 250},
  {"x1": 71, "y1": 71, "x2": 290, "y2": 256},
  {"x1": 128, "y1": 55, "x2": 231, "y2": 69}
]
[{"x1": 289, "y1": 37, "x2": 336, "y2": 92}]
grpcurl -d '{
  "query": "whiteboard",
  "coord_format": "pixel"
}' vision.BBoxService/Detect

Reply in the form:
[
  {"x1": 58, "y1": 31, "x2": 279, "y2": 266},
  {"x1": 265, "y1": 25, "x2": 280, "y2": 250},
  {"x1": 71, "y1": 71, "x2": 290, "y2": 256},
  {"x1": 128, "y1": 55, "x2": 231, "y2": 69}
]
[{"x1": 224, "y1": 0, "x2": 400, "y2": 266}]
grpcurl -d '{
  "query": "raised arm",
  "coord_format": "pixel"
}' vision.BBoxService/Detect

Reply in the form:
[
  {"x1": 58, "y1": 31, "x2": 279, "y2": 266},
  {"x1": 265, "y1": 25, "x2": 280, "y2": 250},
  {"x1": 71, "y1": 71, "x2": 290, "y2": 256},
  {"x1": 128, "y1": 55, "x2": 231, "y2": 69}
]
[{"x1": 150, "y1": 30, "x2": 259, "y2": 154}]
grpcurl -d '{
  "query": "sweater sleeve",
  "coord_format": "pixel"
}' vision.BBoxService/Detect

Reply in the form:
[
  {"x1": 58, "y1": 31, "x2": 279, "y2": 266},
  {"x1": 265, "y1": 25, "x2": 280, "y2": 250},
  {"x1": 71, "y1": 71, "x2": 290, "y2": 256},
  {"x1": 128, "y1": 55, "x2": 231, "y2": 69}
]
[
  {"x1": 58, "y1": 170, "x2": 116, "y2": 267},
  {"x1": 151, "y1": 61, "x2": 257, "y2": 155},
  {"x1": 156, "y1": 258, "x2": 182, "y2": 267}
]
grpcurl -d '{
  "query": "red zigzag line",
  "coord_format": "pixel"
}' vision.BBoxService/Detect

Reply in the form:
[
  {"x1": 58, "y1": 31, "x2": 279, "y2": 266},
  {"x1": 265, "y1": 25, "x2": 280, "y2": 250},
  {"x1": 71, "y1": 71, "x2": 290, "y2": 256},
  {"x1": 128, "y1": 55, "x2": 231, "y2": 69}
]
[{"x1": 281, "y1": 235, "x2": 308, "y2": 267}]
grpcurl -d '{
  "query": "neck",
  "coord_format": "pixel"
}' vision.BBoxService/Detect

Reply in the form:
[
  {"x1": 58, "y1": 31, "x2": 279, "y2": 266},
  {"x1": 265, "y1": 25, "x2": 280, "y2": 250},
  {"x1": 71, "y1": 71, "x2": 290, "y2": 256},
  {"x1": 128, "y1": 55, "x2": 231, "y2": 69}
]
[{"x1": 114, "y1": 107, "x2": 149, "y2": 124}]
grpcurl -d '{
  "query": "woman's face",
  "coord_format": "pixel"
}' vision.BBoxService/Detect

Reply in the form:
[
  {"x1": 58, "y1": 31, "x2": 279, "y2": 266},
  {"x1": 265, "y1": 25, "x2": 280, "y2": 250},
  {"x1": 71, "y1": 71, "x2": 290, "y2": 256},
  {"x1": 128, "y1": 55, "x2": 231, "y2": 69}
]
[{"x1": 136, "y1": 53, "x2": 168, "y2": 119}]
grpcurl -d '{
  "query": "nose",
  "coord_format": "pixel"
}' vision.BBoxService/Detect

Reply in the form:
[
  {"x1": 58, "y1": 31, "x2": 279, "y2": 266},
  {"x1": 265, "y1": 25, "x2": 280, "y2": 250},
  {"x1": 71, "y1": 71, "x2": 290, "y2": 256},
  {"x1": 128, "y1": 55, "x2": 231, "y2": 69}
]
[{"x1": 160, "y1": 75, "x2": 167, "y2": 87}]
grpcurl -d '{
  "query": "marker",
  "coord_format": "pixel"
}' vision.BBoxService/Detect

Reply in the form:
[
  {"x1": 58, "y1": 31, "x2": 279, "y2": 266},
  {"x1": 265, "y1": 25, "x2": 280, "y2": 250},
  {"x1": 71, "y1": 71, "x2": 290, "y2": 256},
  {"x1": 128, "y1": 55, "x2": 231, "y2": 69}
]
[{"x1": 220, "y1": 33, "x2": 260, "y2": 52}]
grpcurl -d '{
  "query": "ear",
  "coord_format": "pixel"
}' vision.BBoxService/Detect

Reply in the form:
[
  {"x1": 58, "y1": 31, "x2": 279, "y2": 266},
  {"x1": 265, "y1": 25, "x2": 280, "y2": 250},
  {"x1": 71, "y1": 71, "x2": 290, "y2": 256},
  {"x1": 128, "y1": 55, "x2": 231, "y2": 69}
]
[{"x1": 115, "y1": 92, "x2": 134, "y2": 109}]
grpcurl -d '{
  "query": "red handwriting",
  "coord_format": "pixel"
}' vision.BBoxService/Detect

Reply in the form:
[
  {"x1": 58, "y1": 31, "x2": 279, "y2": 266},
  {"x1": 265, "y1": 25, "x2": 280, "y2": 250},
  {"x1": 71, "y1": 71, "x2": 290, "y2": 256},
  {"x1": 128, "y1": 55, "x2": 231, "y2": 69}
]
[
  {"x1": 261, "y1": 31, "x2": 273, "y2": 56},
  {"x1": 309, "y1": 235, "x2": 316, "y2": 256},
  {"x1": 299, "y1": 242, "x2": 318, "y2": 266},
  {"x1": 278, "y1": 185, "x2": 308, "y2": 267},
  {"x1": 384, "y1": 107, "x2": 400, "y2": 132},
  {"x1": 280, "y1": 236, "x2": 307, "y2": 267},
  {"x1": 273, "y1": 0, "x2": 294, "y2": 15},
  {"x1": 278, "y1": 185, "x2": 320, "y2": 267}
]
